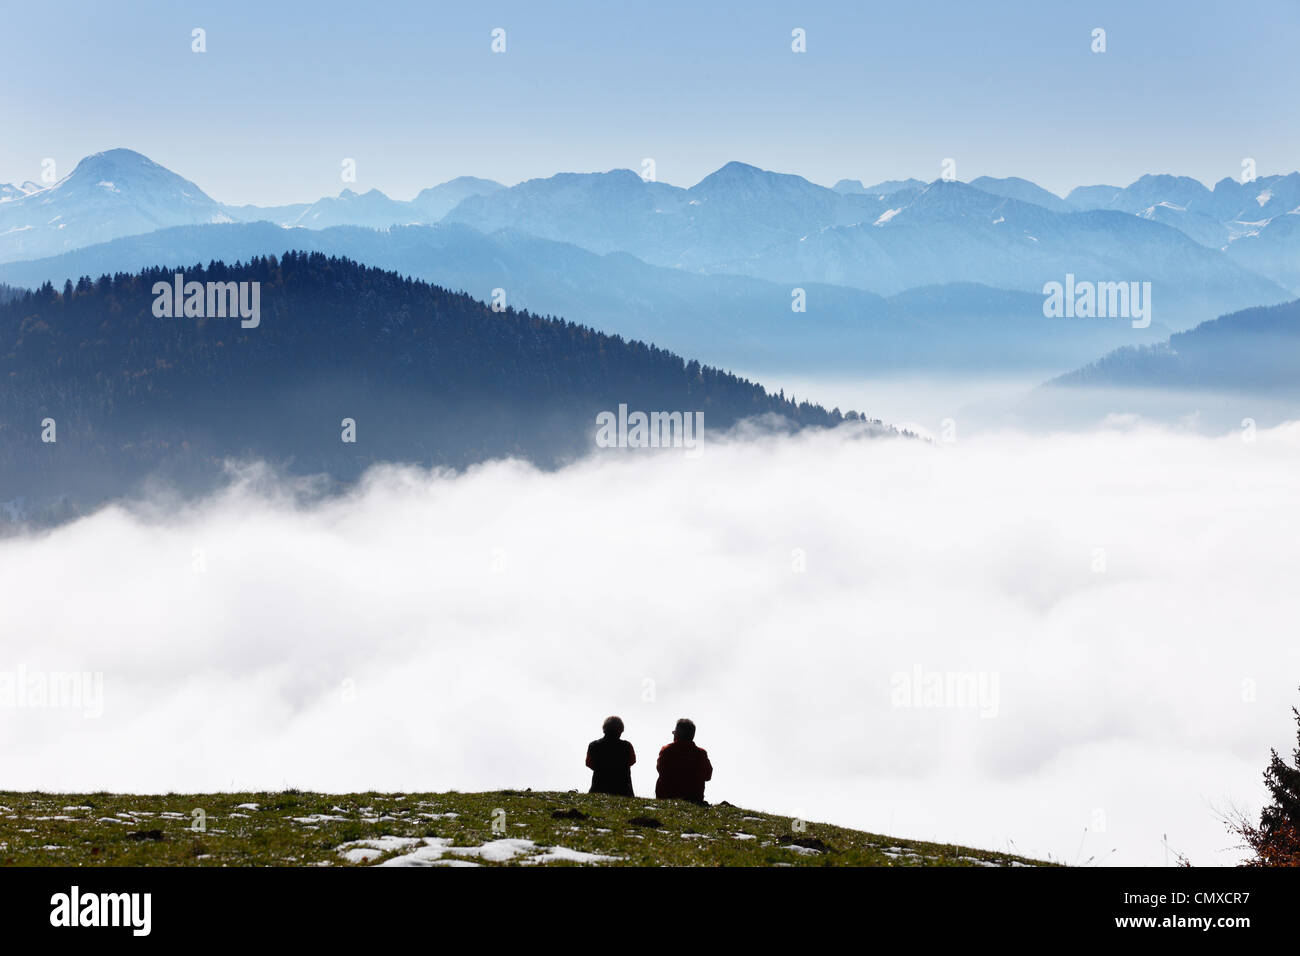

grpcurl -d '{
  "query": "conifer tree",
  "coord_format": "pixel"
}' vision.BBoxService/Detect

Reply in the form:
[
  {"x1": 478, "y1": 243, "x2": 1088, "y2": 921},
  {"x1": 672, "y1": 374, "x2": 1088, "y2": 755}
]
[
  {"x1": 1237, "y1": 687, "x2": 1300, "y2": 866},
  {"x1": 1259, "y1": 691, "x2": 1300, "y2": 842}
]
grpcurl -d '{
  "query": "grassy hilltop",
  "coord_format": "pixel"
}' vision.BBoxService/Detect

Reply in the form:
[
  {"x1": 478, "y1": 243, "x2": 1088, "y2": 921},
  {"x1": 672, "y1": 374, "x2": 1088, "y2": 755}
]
[{"x1": 0, "y1": 790, "x2": 1049, "y2": 867}]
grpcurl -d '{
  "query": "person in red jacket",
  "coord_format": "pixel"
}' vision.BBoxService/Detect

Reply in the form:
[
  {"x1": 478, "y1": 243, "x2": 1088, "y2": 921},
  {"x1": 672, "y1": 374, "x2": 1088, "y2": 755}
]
[{"x1": 655, "y1": 718, "x2": 713, "y2": 803}]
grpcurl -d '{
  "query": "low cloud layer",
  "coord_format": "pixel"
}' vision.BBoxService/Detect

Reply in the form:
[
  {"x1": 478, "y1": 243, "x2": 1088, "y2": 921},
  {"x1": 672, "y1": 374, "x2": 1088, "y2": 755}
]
[{"x1": 3, "y1": 420, "x2": 1299, "y2": 865}]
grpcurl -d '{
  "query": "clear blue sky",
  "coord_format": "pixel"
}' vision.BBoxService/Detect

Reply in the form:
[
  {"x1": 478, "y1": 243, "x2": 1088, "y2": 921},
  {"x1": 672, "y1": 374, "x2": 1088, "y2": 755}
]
[{"x1": 2, "y1": 0, "x2": 1296, "y2": 205}]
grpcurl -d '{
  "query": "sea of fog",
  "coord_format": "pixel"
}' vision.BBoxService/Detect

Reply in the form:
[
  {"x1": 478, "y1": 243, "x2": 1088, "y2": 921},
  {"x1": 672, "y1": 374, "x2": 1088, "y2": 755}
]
[
  {"x1": 759, "y1": 372, "x2": 1300, "y2": 439},
  {"x1": 3, "y1": 419, "x2": 1298, "y2": 865}
]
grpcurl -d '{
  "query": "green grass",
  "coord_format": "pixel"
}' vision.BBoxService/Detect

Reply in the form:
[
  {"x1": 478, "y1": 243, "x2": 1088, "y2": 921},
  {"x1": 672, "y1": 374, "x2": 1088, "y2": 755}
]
[{"x1": 0, "y1": 790, "x2": 1050, "y2": 867}]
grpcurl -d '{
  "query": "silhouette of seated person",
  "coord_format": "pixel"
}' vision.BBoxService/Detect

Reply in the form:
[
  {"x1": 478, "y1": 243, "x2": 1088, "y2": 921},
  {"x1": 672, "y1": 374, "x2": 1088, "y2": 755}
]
[
  {"x1": 586, "y1": 715, "x2": 636, "y2": 797},
  {"x1": 655, "y1": 718, "x2": 713, "y2": 803}
]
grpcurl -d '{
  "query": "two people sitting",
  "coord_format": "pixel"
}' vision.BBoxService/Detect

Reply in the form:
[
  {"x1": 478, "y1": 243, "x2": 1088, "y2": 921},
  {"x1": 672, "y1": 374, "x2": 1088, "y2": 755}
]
[{"x1": 585, "y1": 716, "x2": 713, "y2": 802}]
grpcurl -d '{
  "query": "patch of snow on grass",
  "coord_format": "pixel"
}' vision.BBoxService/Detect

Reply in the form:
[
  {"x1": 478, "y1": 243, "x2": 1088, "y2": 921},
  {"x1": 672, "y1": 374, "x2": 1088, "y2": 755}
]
[
  {"x1": 343, "y1": 835, "x2": 622, "y2": 866},
  {"x1": 445, "y1": 838, "x2": 536, "y2": 863},
  {"x1": 521, "y1": 845, "x2": 622, "y2": 865},
  {"x1": 337, "y1": 835, "x2": 422, "y2": 864}
]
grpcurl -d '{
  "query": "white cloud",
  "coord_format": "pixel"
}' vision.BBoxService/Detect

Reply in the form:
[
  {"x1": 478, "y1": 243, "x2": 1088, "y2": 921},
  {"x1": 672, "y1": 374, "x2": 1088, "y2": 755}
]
[{"x1": 3, "y1": 420, "x2": 1299, "y2": 865}]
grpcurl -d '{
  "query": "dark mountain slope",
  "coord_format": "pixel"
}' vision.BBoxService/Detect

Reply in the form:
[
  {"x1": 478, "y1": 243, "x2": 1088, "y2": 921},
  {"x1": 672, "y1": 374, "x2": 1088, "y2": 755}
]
[
  {"x1": 1049, "y1": 298, "x2": 1300, "y2": 392},
  {"x1": 0, "y1": 254, "x2": 866, "y2": 518}
]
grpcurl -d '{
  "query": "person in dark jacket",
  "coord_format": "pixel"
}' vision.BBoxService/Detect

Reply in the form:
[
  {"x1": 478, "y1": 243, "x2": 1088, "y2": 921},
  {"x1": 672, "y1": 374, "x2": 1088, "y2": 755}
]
[
  {"x1": 655, "y1": 718, "x2": 713, "y2": 803},
  {"x1": 586, "y1": 715, "x2": 636, "y2": 797}
]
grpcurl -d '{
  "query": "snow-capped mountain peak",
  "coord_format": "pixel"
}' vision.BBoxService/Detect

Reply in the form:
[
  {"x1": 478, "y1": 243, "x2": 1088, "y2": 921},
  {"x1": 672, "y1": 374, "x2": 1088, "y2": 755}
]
[{"x1": 0, "y1": 148, "x2": 226, "y2": 262}]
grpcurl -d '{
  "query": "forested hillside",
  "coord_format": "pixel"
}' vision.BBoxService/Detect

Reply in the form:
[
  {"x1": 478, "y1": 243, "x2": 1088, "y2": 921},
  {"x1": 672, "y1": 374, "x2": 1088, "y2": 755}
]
[
  {"x1": 1050, "y1": 298, "x2": 1300, "y2": 392},
  {"x1": 0, "y1": 253, "x2": 868, "y2": 520}
]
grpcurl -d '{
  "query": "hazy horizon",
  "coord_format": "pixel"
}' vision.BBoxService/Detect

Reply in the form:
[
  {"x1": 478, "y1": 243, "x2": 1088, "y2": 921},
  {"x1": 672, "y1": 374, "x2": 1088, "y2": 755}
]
[{"x1": 3, "y1": 0, "x2": 1297, "y2": 205}]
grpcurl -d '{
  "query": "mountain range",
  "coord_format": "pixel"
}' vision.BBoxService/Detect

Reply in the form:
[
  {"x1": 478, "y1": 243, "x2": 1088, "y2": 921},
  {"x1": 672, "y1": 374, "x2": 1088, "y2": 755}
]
[
  {"x1": 0, "y1": 221, "x2": 1173, "y2": 376},
  {"x1": 3, "y1": 151, "x2": 1297, "y2": 327},
  {"x1": 0, "y1": 150, "x2": 509, "y2": 262},
  {"x1": 707, "y1": 180, "x2": 1285, "y2": 323},
  {"x1": 438, "y1": 164, "x2": 1293, "y2": 323},
  {"x1": 3, "y1": 148, "x2": 1298, "y2": 414}
]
